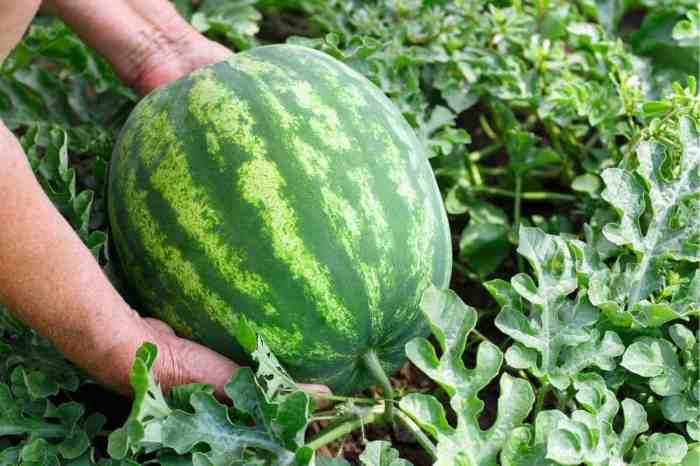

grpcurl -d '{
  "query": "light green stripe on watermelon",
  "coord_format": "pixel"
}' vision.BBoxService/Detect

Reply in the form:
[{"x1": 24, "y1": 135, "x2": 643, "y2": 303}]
[
  {"x1": 142, "y1": 101, "x2": 320, "y2": 359},
  {"x1": 281, "y1": 80, "x2": 352, "y2": 152},
  {"x1": 118, "y1": 103, "x2": 261, "y2": 350},
  {"x1": 226, "y1": 52, "x2": 285, "y2": 78},
  {"x1": 376, "y1": 128, "x2": 419, "y2": 208},
  {"x1": 123, "y1": 129, "x2": 310, "y2": 357},
  {"x1": 326, "y1": 48, "x2": 452, "y2": 289},
  {"x1": 223, "y1": 55, "x2": 299, "y2": 133},
  {"x1": 237, "y1": 47, "x2": 435, "y2": 334},
  {"x1": 300, "y1": 46, "x2": 420, "y2": 158},
  {"x1": 186, "y1": 67, "x2": 359, "y2": 342},
  {"x1": 290, "y1": 49, "x2": 371, "y2": 129},
  {"x1": 291, "y1": 135, "x2": 384, "y2": 334},
  {"x1": 234, "y1": 59, "x2": 388, "y2": 334},
  {"x1": 146, "y1": 115, "x2": 271, "y2": 303},
  {"x1": 320, "y1": 46, "x2": 433, "y2": 201},
  {"x1": 234, "y1": 53, "x2": 356, "y2": 151},
  {"x1": 238, "y1": 157, "x2": 358, "y2": 340},
  {"x1": 188, "y1": 68, "x2": 266, "y2": 160},
  {"x1": 347, "y1": 168, "x2": 390, "y2": 243},
  {"x1": 228, "y1": 58, "x2": 386, "y2": 337},
  {"x1": 121, "y1": 168, "x2": 242, "y2": 338},
  {"x1": 352, "y1": 168, "x2": 397, "y2": 331},
  {"x1": 185, "y1": 68, "x2": 350, "y2": 362},
  {"x1": 369, "y1": 125, "x2": 436, "y2": 285},
  {"x1": 125, "y1": 102, "x2": 272, "y2": 305}
]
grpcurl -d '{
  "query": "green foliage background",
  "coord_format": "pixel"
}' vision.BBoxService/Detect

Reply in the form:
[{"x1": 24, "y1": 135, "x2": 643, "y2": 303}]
[{"x1": 0, "y1": 1, "x2": 698, "y2": 464}]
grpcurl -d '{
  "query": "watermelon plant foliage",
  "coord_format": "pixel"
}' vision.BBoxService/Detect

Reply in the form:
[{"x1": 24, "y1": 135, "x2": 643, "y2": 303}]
[
  {"x1": 0, "y1": 0, "x2": 699, "y2": 464},
  {"x1": 400, "y1": 287, "x2": 535, "y2": 466}
]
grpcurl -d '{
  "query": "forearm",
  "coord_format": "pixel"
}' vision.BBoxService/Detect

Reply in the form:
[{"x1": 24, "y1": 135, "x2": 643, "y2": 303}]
[
  {"x1": 0, "y1": 123, "x2": 147, "y2": 392},
  {"x1": 42, "y1": 0, "x2": 227, "y2": 94}
]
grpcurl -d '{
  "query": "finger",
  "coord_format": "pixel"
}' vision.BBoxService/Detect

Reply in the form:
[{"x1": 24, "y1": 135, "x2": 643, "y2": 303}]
[
  {"x1": 316, "y1": 446, "x2": 334, "y2": 458},
  {"x1": 299, "y1": 383, "x2": 333, "y2": 409},
  {"x1": 158, "y1": 337, "x2": 333, "y2": 408},
  {"x1": 159, "y1": 337, "x2": 239, "y2": 401},
  {"x1": 0, "y1": 1, "x2": 41, "y2": 62},
  {"x1": 143, "y1": 317, "x2": 176, "y2": 336},
  {"x1": 299, "y1": 383, "x2": 332, "y2": 396}
]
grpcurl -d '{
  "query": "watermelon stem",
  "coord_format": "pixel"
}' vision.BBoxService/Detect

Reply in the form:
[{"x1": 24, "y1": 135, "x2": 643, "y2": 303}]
[
  {"x1": 361, "y1": 350, "x2": 394, "y2": 422},
  {"x1": 304, "y1": 407, "x2": 383, "y2": 451}
]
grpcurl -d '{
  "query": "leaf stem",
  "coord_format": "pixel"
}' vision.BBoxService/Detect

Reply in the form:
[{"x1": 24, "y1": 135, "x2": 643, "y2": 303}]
[
  {"x1": 479, "y1": 166, "x2": 509, "y2": 176},
  {"x1": 362, "y1": 350, "x2": 394, "y2": 422},
  {"x1": 479, "y1": 114, "x2": 498, "y2": 140},
  {"x1": 518, "y1": 370, "x2": 533, "y2": 384},
  {"x1": 453, "y1": 261, "x2": 481, "y2": 282},
  {"x1": 471, "y1": 329, "x2": 496, "y2": 347},
  {"x1": 304, "y1": 392, "x2": 378, "y2": 404},
  {"x1": 469, "y1": 143, "x2": 503, "y2": 162},
  {"x1": 466, "y1": 156, "x2": 483, "y2": 186},
  {"x1": 304, "y1": 408, "x2": 382, "y2": 451},
  {"x1": 514, "y1": 176, "x2": 524, "y2": 273},
  {"x1": 533, "y1": 383, "x2": 550, "y2": 419},
  {"x1": 0, "y1": 423, "x2": 68, "y2": 438},
  {"x1": 310, "y1": 415, "x2": 343, "y2": 422},
  {"x1": 470, "y1": 186, "x2": 576, "y2": 201},
  {"x1": 395, "y1": 409, "x2": 438, "y2": 460}
]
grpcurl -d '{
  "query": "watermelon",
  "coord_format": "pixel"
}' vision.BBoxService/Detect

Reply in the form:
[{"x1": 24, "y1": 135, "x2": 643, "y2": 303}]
[{"x1": 108, "y1": 44, "x2": 452, "y2": 394}]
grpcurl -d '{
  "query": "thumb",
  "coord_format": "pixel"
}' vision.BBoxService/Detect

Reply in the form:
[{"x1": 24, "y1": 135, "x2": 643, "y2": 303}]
[
  {"x1": 147, "y1": 322, "x2": 333, "y2": 405},
  {"x1": 157, "y1": 339, "x2": 333, "y2": 406},
  {"x1": 143, "y1": 317, "x2": 176, "y2": 336},
  {"x1": 1, "y1": 1, "x2": 41, "y2": 62},
  {"x1": 154, "y1": 336, "x2": 239, "y2": 400}
]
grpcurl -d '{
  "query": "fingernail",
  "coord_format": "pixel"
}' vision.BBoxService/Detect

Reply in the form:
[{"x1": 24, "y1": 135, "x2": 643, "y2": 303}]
[{"x1": 300, "y1": 383, "x2": 332, "y2": 396}]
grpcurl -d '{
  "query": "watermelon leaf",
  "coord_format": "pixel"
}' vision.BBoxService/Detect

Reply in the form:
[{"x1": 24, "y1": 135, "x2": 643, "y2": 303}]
[
  {"x1": 583, "y1": 116, "x2": 700, "y2": 326},
  {"x1": 358, "y1": 440, "x2": 413, "y2": 466},
  {"x1": 400, "y1": 286, "x2": 534, "y2": 466},
  {"x1": 545, "y1": 374, "x2": 688, "y2": 465},
  {"x1": 459, "y1": 201, "x2": 512, "y2": 278},
  {"x1": 500, "y1": 410, "x2": 565, "y2": 466},
  {"x1": 190, "y1": 0, "x2": 261, "y2": 51},
  {"x1": 0, "y1": 307, "x2": 98, "y2": 465},
  {"x1": 310, "y1": 441, "x2": 412, "y2": 466},
  {"x1": 161, "y1": 390, "x2": 295, "y2": 466},
  {"x1": 504, "y1": 374, "x2": 689, "y2": 465},
  {"x1": 486, "y1": 227, "x2": 624, "y2": 390},
  {"x1": 673, "y1": 9, "x2": 700, "y2": 47},
  {"x1": 107, "y1": 343, "x2": 171, "y2": 459},
  {"x1": 546, "y1": 374, "x2": 648, "y2": 464},
  {"x1": 107, "y1": 342, "x2": 318, "y2": 464},
  {"x1": 226, "y1": 366, "x2": 311, "y2": 451},
  {"x1": 621, "y1": 325, "x2": 700, "y2": 441},
  {"x1": 630, "y1": 433, "x2": 691, "y2": 465},
  {"x1": 251, "y1": 336, "x2": 303, "y2": 403}
]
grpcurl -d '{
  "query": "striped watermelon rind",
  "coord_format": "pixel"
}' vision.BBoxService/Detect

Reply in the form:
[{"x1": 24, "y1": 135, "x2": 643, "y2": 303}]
[{"x1": 108, "y1": 44, "x2": 452, "y2": 394}]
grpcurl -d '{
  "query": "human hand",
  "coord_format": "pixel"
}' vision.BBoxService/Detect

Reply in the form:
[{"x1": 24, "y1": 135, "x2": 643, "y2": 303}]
[
  {"x1": 119, "y1": 28, "x2": 232, "y2": 96},
  {"x1": 114, "y1": 315, "x2": 331, "y2": 402},
  {"x1": 41, "y1": 0, "x2": 232, "y2": 95},
  {"x1": 0, "y1": 1, "x2": 41, "y2": 63}
]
